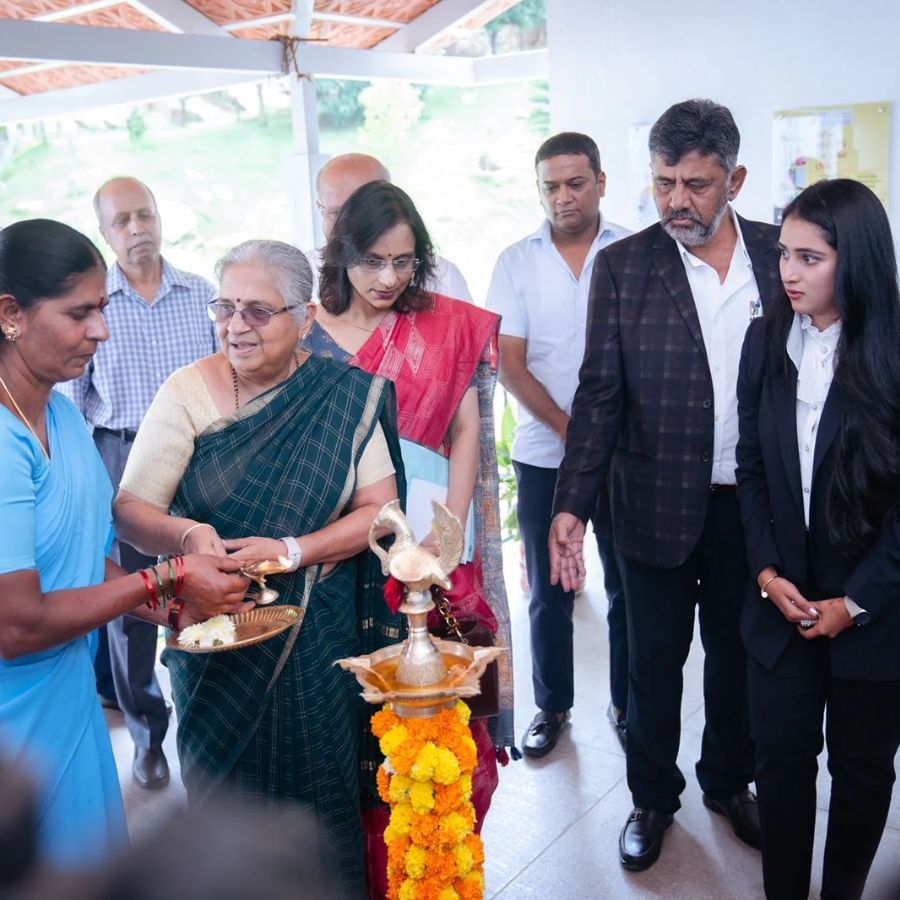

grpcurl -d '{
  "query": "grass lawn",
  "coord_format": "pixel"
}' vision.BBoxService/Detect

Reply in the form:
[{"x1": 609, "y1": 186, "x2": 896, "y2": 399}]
[{"x1": 0, "y1": 79, "x2": 548, "y2": 300}]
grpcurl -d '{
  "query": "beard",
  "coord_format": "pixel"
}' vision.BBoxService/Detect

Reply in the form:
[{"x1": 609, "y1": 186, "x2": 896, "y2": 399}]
[{"x1": 660, "y1": 191, "x2": 730, "y2": 246}]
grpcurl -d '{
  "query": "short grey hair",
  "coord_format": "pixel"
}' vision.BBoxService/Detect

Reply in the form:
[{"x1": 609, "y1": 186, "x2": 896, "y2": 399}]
[
  {"x1": 649, "y1": 99, "x2": 740, "y2": 174},
  {"x1": 214, "y1": 240, "x2": 312, "y2": 324}
]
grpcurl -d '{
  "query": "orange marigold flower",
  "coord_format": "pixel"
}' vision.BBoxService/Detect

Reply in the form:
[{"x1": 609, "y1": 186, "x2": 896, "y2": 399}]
[
  {"x1": 410, "y1": 812, "x2": 439, "y2": 845},
  {"x1": 463, "y1": 833, "x2": 485, "y2": 867},
  {"x1": 425, "y1": 848, "x2": 459, "y2": 882},
  {"x1": 376, "y1": 766, "x2": 391, "y2": 803},
  {"x1": 455, "y1": 870, "x2": 484, "y2": 900},
  {"x1": 371, "y1": 705, "x2": 399, "y2": 738}
]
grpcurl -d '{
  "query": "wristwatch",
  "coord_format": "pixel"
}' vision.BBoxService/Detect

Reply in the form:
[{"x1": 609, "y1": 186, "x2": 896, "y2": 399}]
[{"x1": 280, "y1": 536, "x2": 303, "y2": 572}]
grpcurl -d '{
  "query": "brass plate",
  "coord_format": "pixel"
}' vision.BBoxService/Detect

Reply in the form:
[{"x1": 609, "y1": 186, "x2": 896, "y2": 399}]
[{"x1": 166, "y1": 605, "x2": 302, "y2": 653}]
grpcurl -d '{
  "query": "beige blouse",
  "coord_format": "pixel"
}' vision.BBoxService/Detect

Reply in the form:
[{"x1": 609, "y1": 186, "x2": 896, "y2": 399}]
[{"x1": 120, "y1": 362, "x2": 394, "y2": 510}]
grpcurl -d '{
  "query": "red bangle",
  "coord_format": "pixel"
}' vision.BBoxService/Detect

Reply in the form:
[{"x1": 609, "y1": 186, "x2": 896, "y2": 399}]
[
  {"x1": 139, "y1": 569, "x2": 158, "y2": 610},
  {"x1": 174, "y1": 554, "x2": 185, "y2": 596},
  {"x1": 168, "y1": 598, "x2": 185, "y2": 631}
]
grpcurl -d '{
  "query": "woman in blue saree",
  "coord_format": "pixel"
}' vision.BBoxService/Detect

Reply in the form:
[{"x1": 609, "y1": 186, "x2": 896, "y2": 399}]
[
  {"x1": 0, "y1": 219, "x2": 249, "y2": 870},
  {"x1": 114, "y1": 240, "x2": 402, "y2": 897}
]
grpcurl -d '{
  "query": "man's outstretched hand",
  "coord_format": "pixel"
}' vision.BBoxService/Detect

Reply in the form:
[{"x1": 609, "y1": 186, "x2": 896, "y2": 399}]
[{"x1": 549, "y1": 513, "x2": 587, "y2": 592}]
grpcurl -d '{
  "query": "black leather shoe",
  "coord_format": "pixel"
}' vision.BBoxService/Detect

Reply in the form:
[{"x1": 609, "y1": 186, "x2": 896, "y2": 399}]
[
  {"x1": 133, "y1": 747, "x2": 170, "y2": 790},
  {"x1": 607, "y1": 702, "x2": 626, "y2": 751},
  {"x1": 522, "y1": 710, "x2": 570, "y2": 758},
  {"x1": 619, "y1": 808, "x2": 673, "y2": 870},
  {"x1": 703, "y1": 789, "x2": 761, "y2": 849}
]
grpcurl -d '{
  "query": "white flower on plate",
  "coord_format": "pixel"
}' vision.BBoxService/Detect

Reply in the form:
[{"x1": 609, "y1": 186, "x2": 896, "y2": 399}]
[{"x1": 177, "y1": 614, "x2": 237, "y2": 649}]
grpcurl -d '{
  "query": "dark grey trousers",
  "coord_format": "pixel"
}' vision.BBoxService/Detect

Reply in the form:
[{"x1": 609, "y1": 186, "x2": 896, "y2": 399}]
[{"x1": 93, "y1": 428, "x2": 169, "y2": 751}]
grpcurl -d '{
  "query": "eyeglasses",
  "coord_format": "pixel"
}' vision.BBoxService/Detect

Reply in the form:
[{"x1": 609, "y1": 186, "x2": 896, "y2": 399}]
[
  {"x1": 355, "y1": 257, "x2": 420, "y2": 274},
  {"x1": 206, "y1": 300, "x2": 296, "y2": 327},
  {"x1": 316, "y1": 200, "x2": 342, "y2": 220}
]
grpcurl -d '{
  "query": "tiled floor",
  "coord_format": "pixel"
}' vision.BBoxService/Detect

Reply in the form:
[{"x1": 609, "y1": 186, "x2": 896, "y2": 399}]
[{"x1": 107, "y1": 538, "x2": 900, "y2": 899}]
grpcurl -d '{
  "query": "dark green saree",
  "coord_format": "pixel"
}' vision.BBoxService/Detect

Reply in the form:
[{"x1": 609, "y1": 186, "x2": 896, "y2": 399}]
[{"x1": 161, "y1": 355, "x2": 403, "y2": 898}]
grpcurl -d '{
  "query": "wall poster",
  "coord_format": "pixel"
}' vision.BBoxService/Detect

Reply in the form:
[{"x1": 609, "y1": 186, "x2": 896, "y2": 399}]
[{"x1": 772, "y1": 101, "x2": 890, "y2": 223}]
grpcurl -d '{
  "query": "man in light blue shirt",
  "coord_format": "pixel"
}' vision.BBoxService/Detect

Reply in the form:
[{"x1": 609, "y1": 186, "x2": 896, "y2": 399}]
[
  {"x1": 59, "y1": 177, "x2": 216, "y2": 790},
  {"x1": 486, "y1": 133, "x2": 631, "y2": 758}
]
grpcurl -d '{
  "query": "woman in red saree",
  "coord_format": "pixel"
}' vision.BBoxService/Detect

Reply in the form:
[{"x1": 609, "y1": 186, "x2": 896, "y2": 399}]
[{"x1": 303, "y1": 181, "x2": 513, "y2": 898}]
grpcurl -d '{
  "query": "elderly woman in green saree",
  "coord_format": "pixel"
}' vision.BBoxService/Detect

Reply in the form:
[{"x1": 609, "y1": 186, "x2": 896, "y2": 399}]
[{"x1": 113, "y1": 239, "x2": 403, "y2": 897}]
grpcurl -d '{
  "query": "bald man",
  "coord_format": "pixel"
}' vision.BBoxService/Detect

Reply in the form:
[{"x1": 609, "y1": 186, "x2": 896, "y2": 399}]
[
  {"x1": 310, "y1": 152, "x2": 473, "y2": 302},
  {"x1": 58, "y1": 177, "x2": 217, "y2": 791}
]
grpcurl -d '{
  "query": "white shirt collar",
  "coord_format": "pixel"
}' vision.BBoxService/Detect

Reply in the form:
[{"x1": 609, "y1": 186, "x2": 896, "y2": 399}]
[
  {"x1": 787, "y1": 312, "x2": 842, "y2": 369},
  {"x1": 531, "y1": 212, "x2": 611, "y2": 250}
]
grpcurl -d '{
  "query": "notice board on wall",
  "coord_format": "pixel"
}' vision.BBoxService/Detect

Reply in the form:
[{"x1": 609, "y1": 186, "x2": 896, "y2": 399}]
[{"x1": 772, "y1": 101, "x2": 890, "y2": 223}]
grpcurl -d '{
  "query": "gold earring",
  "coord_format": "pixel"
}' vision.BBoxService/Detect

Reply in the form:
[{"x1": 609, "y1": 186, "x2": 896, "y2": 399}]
[{"x1": 2, "y1": 324, "x2": 16, "y2": 342}]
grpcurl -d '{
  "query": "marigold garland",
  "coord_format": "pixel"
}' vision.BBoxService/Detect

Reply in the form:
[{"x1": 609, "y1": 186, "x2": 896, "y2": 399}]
[{"x1": 373, "y1": 701, "x2": 485, "y2": 899}]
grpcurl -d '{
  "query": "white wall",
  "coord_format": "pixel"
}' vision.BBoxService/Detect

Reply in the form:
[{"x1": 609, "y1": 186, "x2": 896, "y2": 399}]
[{"x1": 547, "y1": 0, "x2": 900, "y2": 230}]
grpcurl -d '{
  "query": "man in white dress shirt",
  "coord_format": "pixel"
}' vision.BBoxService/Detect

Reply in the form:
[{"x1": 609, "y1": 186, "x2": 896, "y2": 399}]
[
  {"x1": 550, "y1": 100, "x2": 780, "y2": 870},
  {"x1": 486, "y1": 132, "x2": 631, "y2": 760},
  {"x1": 311, "y1": 153, "x2": 472, "y2": 302}
]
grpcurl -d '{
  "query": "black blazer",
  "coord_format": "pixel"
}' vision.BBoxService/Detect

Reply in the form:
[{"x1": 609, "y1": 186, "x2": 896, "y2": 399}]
[
  {"x1": 553, "y1": 217, "x2": 781, "y2": 568},
  {"x1": 735, "y1": 317, "x2": 900, "y2": 681}
]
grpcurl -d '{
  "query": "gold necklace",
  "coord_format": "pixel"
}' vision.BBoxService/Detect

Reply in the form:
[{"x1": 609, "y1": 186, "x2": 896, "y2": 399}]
[
  {"x1": 344, "y1": 319, "x2": 378, "y2": 334},
  {"x1": 0, "y1": 373, "x2": 49, "y2": 459},
  {"x1": 231, "y1": 352, "x2": 301, "y2": 409}
]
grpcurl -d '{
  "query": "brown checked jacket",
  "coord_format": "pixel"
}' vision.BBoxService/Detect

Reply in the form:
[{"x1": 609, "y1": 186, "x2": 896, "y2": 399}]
[{"x1": 553, "y1": 216, "x2": 781, "y2": 568}]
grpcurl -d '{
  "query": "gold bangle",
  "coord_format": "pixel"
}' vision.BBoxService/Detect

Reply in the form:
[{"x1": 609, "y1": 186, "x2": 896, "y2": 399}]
[
  {"x1": 179, "y1": 521, "x2": 215, "y2": 551},
  {"x1": 760, "y1": 574, "x2": 779, "y2": 598}
]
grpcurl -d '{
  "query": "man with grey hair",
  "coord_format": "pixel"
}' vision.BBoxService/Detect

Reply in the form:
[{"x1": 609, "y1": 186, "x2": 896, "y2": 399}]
[
  {"x1": 58, "y1": 176, "x2": 216, "y2": 790},
  {"x1": 549, "y1": 100, "x2": 781, "y2": 870},
  {"x1": 310, "y1": 152, "x2": 472, "y2": 302}
]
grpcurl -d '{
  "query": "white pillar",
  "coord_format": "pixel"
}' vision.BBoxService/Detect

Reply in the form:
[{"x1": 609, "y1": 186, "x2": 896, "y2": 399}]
[{"x1": 286, "y1": 0, "x2": 327, "y2": 251}]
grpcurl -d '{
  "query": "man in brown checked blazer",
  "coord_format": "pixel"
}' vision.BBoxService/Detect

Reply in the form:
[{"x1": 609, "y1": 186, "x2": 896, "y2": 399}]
[{"x1": 549, "y1": 100, "x2": 782, "y2": 872}]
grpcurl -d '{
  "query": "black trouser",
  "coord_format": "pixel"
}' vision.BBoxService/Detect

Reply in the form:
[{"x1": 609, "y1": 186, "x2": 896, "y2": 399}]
[
  {"x1": 93, "y1": 428, "x2": 169, "y2": 751},
  {"x1": 514, "y1": 460, "x2": 627, "y2": 715},
  {"x1": 618, "y1": 488, "x2": 754, "y2": 812},
  {"x1": 749, "y1": 637, "x2": 900, "y2": 900}
]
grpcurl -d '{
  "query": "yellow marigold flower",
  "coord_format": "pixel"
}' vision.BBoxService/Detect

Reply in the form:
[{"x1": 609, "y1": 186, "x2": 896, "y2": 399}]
[
  {"x1": 389, "y1": 773, "x2": 413, "y2": 805},
  {"x1": 454, "y1": 842, "x2": 474, "y2": 877},
  {"x1": 439, "y1": 888, "x2": 461, "y2": 900},
  {"x1": 433, "y1": 746, "x2": 461, "y2": 785},
  {"x1": 439, "y1": 811, "x2": 469, "y2": 845},
  {"x1": 398, "y1": 878, "x2": 418, "y2": 900},
  {"x1": 380, "y1": 724, "x2": 410, "y2": 757},
  {"x1": 384, "y1": 803, "x2": 413, "y2": 843},
  {"x1": 409, "y1": 781, "x2": 435, "y2": 814},
  {"x1": 459, "y1": 774, "x2": 473, "y2": 795},
  {"x1": 405, "y1": 844, "x2": 427, "y2": 879},
  {"x1": 410, "y1": 742, "x2": 440, "y2": 782},
  {"x1": 455, "y1": 700, "x2": 471, "y2": 726}
]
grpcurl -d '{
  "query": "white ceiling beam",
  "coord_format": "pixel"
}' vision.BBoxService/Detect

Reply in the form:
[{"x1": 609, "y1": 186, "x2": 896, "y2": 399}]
[
  {"x1": 0, "y1": 69, "x2": 265, "y2": 125},
  {"x1": 0, "y1": 20, "x2": 278, "y2": 73},
  {"x1": 35, "y1": 0, "x2": 121, "y2": 22},
  {"x1": 127, "y1": 0, "x2": 227, "y2": 36},
  {"x1": 472, "y1": 48, "x2": 548, "y2": 83},
  {"x1": 300, "y1": 43, "x2": 473, "y2": 83},
  {"x1": 375, "y1": 0, "x2": 497, "y2": 54},
  {"x1": 292, "y1": 0, "x2": 314, "y2": 36},
  {"x1": 222, "y1": 13, "x2": 293, "y2": 33},
  {"x1": 313, "y1": 12, "x2": 406, "y2": 29},
  {"x1": 0, "y1": 20, "x2": 477, "y2": 83}
]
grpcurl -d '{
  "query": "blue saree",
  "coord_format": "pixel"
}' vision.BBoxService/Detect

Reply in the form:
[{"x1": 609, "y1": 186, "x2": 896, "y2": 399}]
[{"x1": 0, "y1": 392, "x2": 126, "y2": 868}]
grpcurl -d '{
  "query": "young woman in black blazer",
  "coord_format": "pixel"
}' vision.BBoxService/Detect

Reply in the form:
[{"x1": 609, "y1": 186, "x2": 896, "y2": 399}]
[{"x1": 736, "y1": 178, "x2": 900, "y2": 900}]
